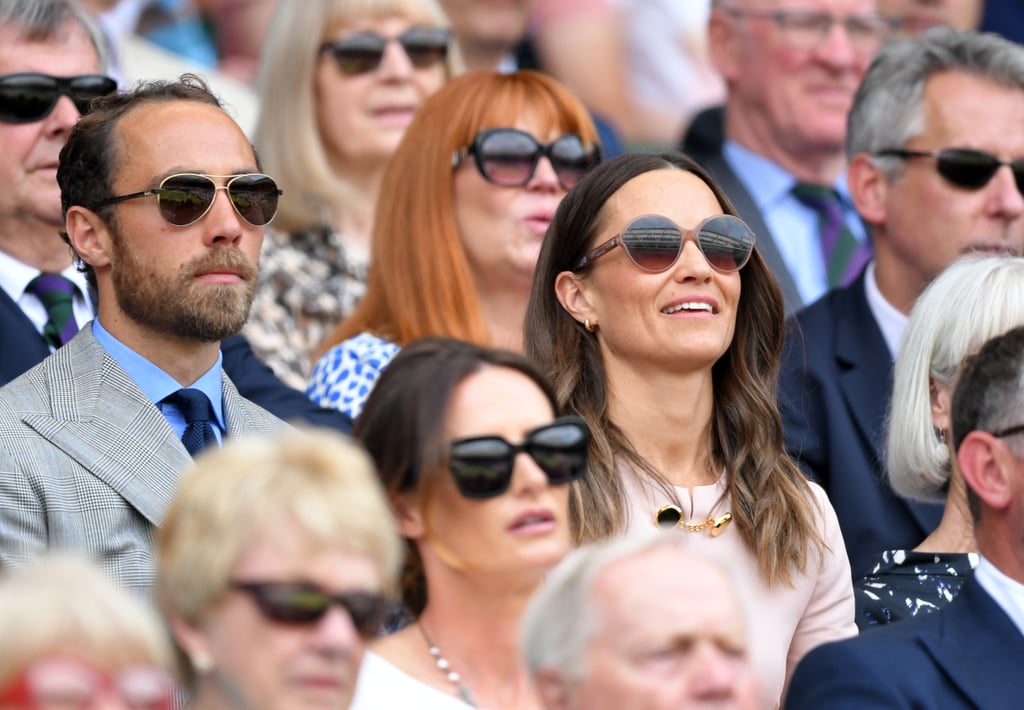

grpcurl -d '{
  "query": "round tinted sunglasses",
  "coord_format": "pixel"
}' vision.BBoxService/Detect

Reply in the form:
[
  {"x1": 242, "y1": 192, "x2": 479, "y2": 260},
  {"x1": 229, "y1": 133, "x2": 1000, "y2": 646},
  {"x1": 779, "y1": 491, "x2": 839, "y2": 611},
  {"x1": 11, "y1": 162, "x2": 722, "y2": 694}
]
[
  {"x1": 453, "y1": 128, "x2": 602, "y2": 191},
  {"x1": 93, "y1": 173, "x2": 282, "y2": 227},
  {"x1": 448, "y1": 416, "x2": 589, "y2": 499},
  {"x1": 876, "y1": 147, "x2": 1024, "y2": 195},
  {"x1": 0, "y1": 72, "x2": 117, "y2": 123},
  {"x1": 320, "y1": 26, "x2": 450, "y2": 75},
  {"x1": 230, "y1": 581, "x2": 393, "y2": 638},
  {"x1": 575, "y1": 213, "x2": 756, "y2": 273}
]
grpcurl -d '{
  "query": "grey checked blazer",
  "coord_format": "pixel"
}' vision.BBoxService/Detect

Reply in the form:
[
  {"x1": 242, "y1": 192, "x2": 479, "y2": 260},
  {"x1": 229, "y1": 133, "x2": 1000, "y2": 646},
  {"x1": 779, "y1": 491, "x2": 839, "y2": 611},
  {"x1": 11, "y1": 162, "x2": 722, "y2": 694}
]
[{"x1": 0, "y1": 326, "x2": 286, "y2": 594}]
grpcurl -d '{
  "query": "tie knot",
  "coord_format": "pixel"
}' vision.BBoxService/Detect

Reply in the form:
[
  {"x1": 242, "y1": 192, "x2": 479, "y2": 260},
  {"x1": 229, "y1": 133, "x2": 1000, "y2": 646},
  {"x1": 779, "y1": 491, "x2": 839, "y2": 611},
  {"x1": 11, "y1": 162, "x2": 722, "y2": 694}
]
[
  {"x1": 27, "y1": 273, "x2": 77, "y2": 300},
  {"x1": 164, "y1": 388, "x2": 213, "y2": 424},
  {"x1": 792, "y1": 182, "x2": 841, "y2": 209}
]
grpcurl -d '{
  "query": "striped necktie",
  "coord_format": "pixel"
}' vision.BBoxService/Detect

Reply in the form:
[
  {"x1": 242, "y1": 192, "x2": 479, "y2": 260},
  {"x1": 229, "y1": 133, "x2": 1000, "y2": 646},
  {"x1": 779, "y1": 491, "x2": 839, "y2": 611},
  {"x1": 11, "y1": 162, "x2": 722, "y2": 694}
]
[
  {"x1": 792, "y1": 183, "x2": 872, "y2": 289},
  {"x1": 26, "y1": 273, "x2": 79, "y2": 348}
]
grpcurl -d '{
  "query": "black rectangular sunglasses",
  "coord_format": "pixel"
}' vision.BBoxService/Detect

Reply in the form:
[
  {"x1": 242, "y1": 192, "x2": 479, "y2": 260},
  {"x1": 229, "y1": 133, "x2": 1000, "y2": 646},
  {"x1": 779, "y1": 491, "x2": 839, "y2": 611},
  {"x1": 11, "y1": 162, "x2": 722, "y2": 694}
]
[
  {"x1": 320, "y1": 26, "x2": 450, "y2": 75},
  {"x1": 0, "y1": 72, "x2": 117, "y2": 123},
  {"x1": 230, "y1": 581, "x2": 394, "y2": 638},
  {"x1": 448, "y1": 416, "x2": 589, "y2": 499},
  {"x1": 876, "y1": 147, "x2": 1024, "y2": 195}
]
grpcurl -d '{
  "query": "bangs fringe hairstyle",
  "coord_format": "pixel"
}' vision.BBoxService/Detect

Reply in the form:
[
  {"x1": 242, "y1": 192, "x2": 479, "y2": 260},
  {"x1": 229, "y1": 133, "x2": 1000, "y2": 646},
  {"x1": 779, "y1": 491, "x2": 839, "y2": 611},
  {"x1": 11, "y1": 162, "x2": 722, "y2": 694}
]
[
  {"x1": 0, "y1": 555, "x2": 175, "y2": 686},
  {"x1": 886, "y1": 255, "x2": 1024, "y2": 502},
  {"x1": 524, "y1": 152, "x2": 823, "y2": 586},
  {"x1": 157, "y1": 429, "x2": 403, "y2": 630},
  {"x1": 255, "y1": 0, "x2": 459, "y2": 235},
  {"x1": 316, "y1": 69, "x2": 600, "y2": 357},
  {"x1": 354, "y1": 337, "x2": 562, "y2": 616}
]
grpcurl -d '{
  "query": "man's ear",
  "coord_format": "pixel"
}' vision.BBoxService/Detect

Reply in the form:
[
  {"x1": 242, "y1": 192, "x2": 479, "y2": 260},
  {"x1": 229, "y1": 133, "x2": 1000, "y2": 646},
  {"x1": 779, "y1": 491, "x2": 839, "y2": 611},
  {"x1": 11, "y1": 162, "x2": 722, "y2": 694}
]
[
  {"x1": 846, "y1": 153, "x2": 888, "y2": 227},
  {"x1": 534, "y1": 668, "x2": 575, "y2": 710},
  {"x1": 66, "y1": 206, "x2": 113, "y2": 270},
  {"x1": 957, "y1": 432, "x2": 1013, "y2": 513},
  {"x1": 555, "y1": 271, "x2": 595, "y2": 329},
  {"x1": 707, "y1": 7, "x2": 741, "y2": 83}
]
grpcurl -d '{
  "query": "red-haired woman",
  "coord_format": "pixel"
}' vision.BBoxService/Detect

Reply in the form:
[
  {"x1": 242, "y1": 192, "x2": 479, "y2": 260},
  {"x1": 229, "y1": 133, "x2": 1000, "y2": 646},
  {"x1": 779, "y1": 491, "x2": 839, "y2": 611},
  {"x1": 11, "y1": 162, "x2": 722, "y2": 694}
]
[{"x1": 307, "y1": 69, "x2": 601, "y2": 419}]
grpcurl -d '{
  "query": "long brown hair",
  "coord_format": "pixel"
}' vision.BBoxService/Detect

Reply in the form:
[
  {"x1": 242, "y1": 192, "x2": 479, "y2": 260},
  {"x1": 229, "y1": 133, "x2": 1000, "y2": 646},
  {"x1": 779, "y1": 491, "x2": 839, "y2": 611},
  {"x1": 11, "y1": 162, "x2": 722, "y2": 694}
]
[
  {"x1": 316, "y1": 70, "x2": 600, "y2": 357},
  {"x1": 525, "y1": 152, "x2": 823, "y2": 586}
]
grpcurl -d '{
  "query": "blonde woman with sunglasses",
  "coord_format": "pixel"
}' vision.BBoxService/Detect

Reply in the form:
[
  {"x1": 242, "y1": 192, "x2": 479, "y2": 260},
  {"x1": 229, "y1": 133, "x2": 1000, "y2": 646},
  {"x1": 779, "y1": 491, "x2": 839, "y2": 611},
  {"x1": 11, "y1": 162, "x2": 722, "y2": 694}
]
[{"x1": 525, "y1": 152, "x2": 856, "y2": 709}]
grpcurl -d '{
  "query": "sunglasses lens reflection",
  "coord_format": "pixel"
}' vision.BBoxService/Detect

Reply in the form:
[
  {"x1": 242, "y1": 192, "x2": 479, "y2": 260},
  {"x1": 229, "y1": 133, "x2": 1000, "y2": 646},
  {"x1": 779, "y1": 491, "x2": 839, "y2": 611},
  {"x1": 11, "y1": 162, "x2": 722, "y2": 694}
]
[
  {"x1": 450, "y1": 438, "x2": 515, "y2": 498},
  {"x1": 477, "y1": 129, "x2": 597, "y2": 189},
  {"x1": 620, "y1": 215, "x2": 753, "y2": 273},
  {"x1": 327, "y1": 28, "x2": 448, "y2": 74},
  {"x1": 157, "y1": 174, "x2": 280, "y2": 227},
  {"x1": 243, "y1": 583, "x2": 390, "y2": 638},
  {"x1": 0, "y1": 73, "x2": 116, "y2": 123}
]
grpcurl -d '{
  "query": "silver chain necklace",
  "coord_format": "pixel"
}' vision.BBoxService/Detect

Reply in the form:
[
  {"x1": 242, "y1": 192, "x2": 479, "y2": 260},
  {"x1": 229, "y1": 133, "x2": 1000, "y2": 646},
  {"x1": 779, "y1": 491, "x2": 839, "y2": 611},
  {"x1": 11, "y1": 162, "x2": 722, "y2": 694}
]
[{"x1": 419, "y1": 623, "x2": 479, "y2": 707}]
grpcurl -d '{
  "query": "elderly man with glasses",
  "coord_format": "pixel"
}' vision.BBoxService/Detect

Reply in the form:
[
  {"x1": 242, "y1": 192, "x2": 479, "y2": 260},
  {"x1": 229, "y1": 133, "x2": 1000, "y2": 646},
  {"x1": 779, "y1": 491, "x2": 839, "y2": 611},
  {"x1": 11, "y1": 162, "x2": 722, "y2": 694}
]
[
  {"x1": 0, "y1": 71, "x2": 289, "y2": 595},
  {"x1": 787, "y1": 324, "x2": 1024, "y2": 708},
  {"x1": 779, "y1": 27, "x2": 1024, "y2": 580}
]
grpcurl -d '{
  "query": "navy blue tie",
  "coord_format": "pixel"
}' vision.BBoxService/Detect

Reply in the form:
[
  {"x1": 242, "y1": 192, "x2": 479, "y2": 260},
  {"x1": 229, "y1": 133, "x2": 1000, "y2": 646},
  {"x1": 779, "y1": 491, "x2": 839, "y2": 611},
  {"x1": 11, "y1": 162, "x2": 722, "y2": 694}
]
[{"x1": 164, "y1": 389, "x2": 218, "y2": 457}]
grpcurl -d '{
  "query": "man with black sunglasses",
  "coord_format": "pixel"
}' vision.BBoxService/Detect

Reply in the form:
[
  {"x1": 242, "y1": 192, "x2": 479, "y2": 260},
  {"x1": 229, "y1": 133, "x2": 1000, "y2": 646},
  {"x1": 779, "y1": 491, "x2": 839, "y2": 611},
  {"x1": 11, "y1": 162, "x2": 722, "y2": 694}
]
[
  {"x1": 779, "y1": 27, "x2": 1024, "y2": 580},
  {"x1": 0, "y1": 73, "x2": 292, "y2": 594}
]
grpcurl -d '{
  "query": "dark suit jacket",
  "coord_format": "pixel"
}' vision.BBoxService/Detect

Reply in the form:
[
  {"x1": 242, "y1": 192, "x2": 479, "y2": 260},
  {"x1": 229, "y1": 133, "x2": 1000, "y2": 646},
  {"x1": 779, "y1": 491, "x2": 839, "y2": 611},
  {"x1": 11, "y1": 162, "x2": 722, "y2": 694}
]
[
  {"x1": 779, "y1": 271, "x2": 942, "y2": 578},
  {"x1": 786, "y1": 578, "x2": 1024, "y2": 709},
  {"x1": 682, "y1": 106, "x2": 804, "y2": 315},
  {"x1": 0, "y1": 288, "x2": 351, "y2": 432}
]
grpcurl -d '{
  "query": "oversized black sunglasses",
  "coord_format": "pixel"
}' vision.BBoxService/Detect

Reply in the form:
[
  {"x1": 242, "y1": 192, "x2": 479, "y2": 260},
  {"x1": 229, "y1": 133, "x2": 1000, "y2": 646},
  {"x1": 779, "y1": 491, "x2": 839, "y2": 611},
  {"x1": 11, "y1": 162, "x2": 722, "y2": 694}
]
[
  {"x1": 876, "y1": 148, "x2": 1024, "y2": 195},
  {"x1": 453, "y1": 128, "x2": 602, "y2": 191},
  {"x1": 0, "y1": 72, "x2": 117, "y2": 123},
  {"x1": 230, "y1": 581, "x2": 393, "y2": 638},
  {"x1": 575, "y1": 213, "x2": 756, "y2": 274},
  {"x1": 448, "y1": 416, "x2": 589, "y2": 499},
  {"x1": 320, "y1": 26, "x2": 450, "y2": 75},
  {"x1": 93, "y1": 173, "x2": 282, "y2": 227}
]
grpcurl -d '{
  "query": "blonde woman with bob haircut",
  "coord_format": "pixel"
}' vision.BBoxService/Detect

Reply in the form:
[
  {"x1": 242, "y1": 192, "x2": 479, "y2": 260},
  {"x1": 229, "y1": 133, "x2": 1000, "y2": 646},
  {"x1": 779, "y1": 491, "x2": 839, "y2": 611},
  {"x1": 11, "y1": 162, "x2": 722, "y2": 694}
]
[
  {"x1": 245, "y1": 0, "x2": 459, "y2": 389},
  {"x1": 525, "y1": 151, "x2": 855, "y2": 708},
  {"x1": 309, "y1": 69, "x2": 601, "y2": 420},
  {"x1": 856, "y1": 255, "x2": 1024, "y2": 628},
  {"x1": 158, "y1": 429, "x2": 403, "y2": 710},
  {"x1": 0, "y1": 555, "x2": 178, "y2": 710}
]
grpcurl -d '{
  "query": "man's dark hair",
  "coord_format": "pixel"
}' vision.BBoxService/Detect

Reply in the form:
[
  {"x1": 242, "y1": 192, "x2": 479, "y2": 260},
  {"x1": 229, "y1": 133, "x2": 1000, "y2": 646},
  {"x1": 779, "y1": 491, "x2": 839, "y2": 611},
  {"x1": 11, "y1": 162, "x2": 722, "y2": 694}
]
[
  {"x1": 56, "y1": 74, "x2": 223, "y2": 290},
  {"x1": 952, "y1": 325, "x2": 1024, "y2": 520}
]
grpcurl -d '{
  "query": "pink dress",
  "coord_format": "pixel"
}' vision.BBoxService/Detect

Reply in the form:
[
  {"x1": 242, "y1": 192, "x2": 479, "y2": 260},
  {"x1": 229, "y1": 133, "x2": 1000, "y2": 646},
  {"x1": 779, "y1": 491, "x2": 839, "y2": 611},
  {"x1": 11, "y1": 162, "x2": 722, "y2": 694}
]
[{"x1": 621, "y1": 467, "x2": 856, "y2": 709}]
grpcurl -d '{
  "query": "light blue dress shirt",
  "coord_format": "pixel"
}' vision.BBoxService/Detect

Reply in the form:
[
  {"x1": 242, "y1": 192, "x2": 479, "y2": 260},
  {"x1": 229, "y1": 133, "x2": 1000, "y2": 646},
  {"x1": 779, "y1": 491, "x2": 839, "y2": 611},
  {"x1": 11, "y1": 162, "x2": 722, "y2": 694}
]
[
  {"x1": 92, "y1": 318, "x2": 226, "y2": 444},
  {"x1": 722, "y1": 140, "x2": 868, "y2": 304}
]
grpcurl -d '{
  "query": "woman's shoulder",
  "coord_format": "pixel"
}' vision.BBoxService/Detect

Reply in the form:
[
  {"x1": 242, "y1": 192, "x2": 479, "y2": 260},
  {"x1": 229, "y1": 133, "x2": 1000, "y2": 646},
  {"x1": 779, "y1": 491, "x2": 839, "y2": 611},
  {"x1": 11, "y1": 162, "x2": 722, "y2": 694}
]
[
  {"x1": 320, "y1": 333, "x2": 401, "y2": 367},
  {"x1": 351, "y1": 650, "x2": 471, "y2": 710}
]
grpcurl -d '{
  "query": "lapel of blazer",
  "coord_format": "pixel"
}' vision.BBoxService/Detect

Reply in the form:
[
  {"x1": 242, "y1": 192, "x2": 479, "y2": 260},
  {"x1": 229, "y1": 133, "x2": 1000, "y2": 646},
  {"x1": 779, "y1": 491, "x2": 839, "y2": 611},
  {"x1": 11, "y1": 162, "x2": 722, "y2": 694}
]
[
  {"x1": 917, "y1": 578, "x2": 1024, "y2": 709},
  {"x1": 20, "y1": 328, "x2": 191, "y2": 526},
  {"x1": 0, "y1": 287, "x2": 51, "y2": 385},
  {"x1": 693, "y1": 152, "x2": 804, "y2": 316}
]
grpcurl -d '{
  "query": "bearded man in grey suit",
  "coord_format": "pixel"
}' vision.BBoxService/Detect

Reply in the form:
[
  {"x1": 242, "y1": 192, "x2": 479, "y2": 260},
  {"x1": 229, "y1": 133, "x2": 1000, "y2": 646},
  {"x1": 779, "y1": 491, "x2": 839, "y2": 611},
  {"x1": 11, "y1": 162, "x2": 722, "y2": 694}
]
[{"x1": 0, "y1": 74, "x2": 286, "y2": 594}]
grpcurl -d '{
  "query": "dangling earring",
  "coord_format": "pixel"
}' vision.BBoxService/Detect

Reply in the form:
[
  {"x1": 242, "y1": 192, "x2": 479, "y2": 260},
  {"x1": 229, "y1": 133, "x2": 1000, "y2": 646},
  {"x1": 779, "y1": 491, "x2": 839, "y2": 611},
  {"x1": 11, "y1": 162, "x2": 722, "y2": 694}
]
[{"x1": 584, "y1": 318, "x2": 597, "y2": 333}]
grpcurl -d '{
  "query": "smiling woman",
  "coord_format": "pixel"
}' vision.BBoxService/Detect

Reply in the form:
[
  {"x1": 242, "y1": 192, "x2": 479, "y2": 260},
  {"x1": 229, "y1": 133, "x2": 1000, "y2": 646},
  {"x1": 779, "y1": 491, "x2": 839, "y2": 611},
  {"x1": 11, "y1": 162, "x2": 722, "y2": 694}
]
[
  {"x1": 351, "y1": 336, "x2": 587, "y2": 709},
  {"x1": 525, "y1": 151, "x2": 857, "y2": 709}
]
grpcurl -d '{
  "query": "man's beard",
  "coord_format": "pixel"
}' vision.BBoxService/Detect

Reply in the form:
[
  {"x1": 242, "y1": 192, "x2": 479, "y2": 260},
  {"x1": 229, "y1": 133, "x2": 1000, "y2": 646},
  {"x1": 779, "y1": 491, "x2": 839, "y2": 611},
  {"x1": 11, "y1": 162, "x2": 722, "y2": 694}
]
[{"x1": 110, "y1": 226, "x2": 259, "y2": 343}]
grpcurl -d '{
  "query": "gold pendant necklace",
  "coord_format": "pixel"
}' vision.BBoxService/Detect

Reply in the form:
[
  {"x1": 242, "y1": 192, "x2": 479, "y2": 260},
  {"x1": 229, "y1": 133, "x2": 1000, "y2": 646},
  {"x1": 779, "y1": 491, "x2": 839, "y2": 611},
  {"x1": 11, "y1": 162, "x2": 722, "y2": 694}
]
[{"x1": 655, "y1": 504, "x2": 733, "y2": 536}]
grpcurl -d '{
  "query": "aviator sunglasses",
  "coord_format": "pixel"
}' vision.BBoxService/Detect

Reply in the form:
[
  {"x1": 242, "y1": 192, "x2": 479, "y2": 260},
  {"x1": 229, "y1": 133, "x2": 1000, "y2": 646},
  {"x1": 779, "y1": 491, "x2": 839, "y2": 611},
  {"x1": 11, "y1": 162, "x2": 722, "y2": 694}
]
[
  {"x1": 320, "y1": 26, "x2": 450, "y2": 75},
  {"x1": 453, "y1": 127, "x2": 602, "y2": 191},
  {"x1": 448, "y1": 416, "x2": 589, "y2": 499},
  {"x1": 230, "y1": 581, "x2": 393, "y2": 638},
  {"x1": 0, "y1": 72, "x2": 117, "y2": 123},
  {"x1": 575, "y1": 213, "x2": 756, "y2": 273},
  {"x1": 93, "y1": 173, "x2": 283, "y2": 227},
  {"x1": 876, "y1": 148, "x2": 1024, "y2": 195}
]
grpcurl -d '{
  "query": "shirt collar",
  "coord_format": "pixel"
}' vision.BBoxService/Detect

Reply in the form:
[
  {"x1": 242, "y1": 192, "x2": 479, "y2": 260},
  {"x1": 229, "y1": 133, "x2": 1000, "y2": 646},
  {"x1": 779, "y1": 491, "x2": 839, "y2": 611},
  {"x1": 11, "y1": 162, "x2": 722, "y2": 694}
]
[
  {"x1": 974, "y1": 555, "x2": 1024, "y2": 640},
  {"x1": 91, "y1": 317, "x2": 226, "y2": 430},
  {"x1": 0, "y1": 249, "x2": 91, "y2": 305}
]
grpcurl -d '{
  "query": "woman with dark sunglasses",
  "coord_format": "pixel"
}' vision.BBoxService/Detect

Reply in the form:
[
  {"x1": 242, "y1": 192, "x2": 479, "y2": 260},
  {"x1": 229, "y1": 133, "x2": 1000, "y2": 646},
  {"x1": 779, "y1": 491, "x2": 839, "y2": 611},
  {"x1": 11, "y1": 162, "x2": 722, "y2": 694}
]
[
  {"x1": 308, "y1": 69, "x2": 601, "y2": 421},
  {"x1": 156, "y1": 430, "x2": 403, "y2": 710},
  {"x1": 350, "y1": 336, "x2": 587, "y2": 709},
  {"x1": 525, "y1": 152, "x2": 856, "y2": 709},
  {"x1": 243, "y1": 0, "x2": 458, "y2": 390},
  {"x1": 0, "y1": 556, "x2": 178, "y2": 710}
]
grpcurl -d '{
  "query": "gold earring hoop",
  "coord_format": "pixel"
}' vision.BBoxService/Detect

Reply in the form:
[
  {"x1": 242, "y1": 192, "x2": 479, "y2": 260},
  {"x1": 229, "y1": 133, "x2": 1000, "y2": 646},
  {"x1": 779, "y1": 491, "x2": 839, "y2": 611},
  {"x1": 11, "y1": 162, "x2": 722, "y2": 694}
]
[{"x1": 584, "y1": 318, "x2": 597, "y2": 333}]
